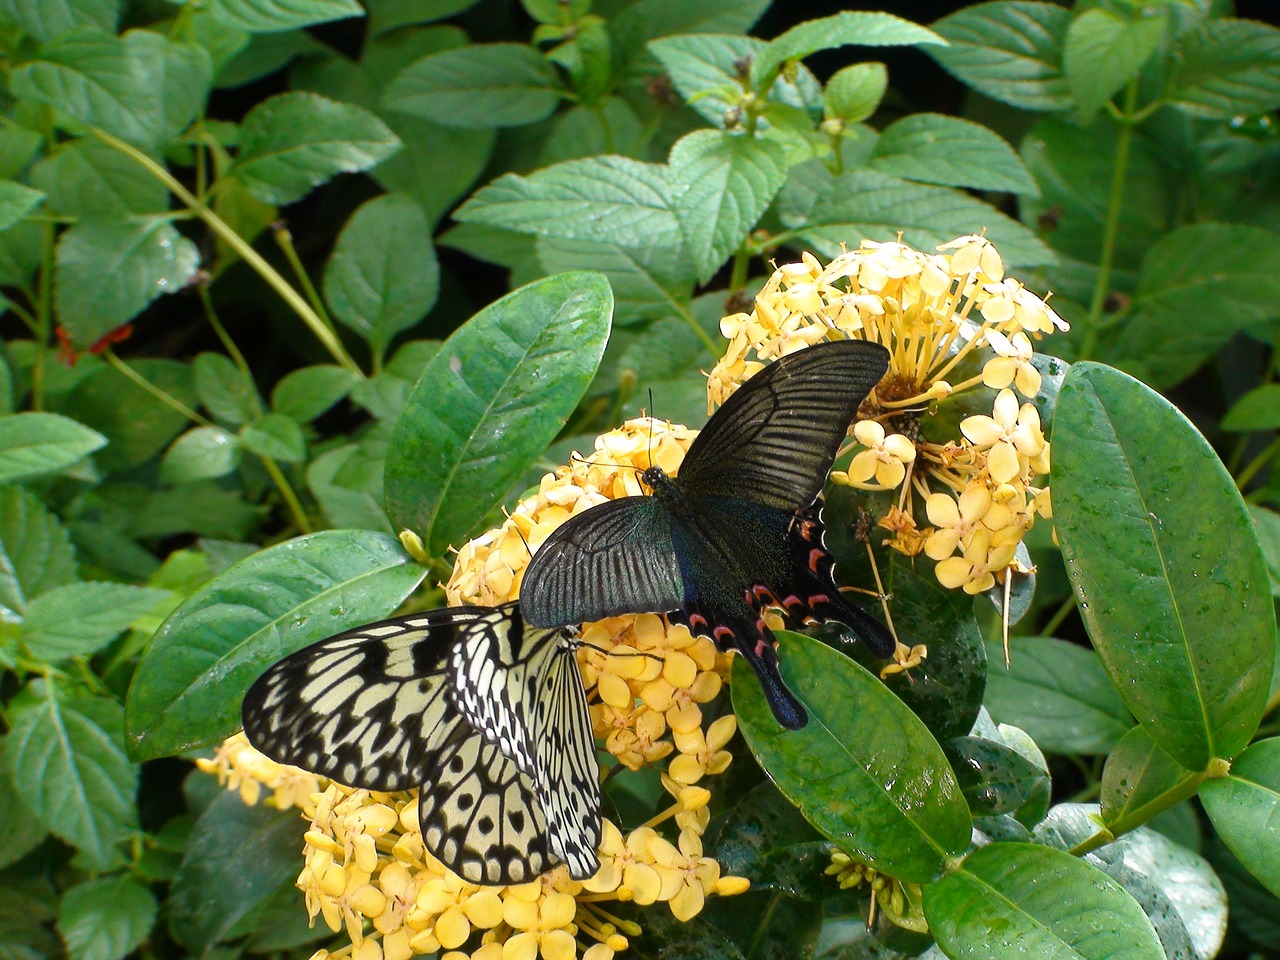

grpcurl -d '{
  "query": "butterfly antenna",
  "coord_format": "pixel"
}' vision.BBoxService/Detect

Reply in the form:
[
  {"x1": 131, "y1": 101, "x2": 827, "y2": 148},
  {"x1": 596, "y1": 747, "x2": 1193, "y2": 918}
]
[
  {"x1": 570, "y1": 451, "x2": 639, "y2": 472},
  {"x1": 647, "y1": 388, "x2": 655, "y2": 469},
  {"x1": 576, "y1": 639, "x2": 663, "y2": 666}
]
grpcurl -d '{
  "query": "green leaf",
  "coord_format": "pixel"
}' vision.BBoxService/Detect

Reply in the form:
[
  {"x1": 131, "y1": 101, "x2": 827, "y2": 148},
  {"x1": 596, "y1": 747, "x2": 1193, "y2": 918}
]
[
  {"x1": 368, "y1": 0, "x2": 480, "y2": 35},
  {"x1": 238, "y1": 413, "x2": 305, "y2": 463},
  {"x1": 0, "y1": 745, "x2": 46, "y2": 869},
  {"x1": 985, "y1": 635, "x2": 1132, "y2": 754},
  {"x1": 271, "y1": 364, "x2": 359, "y2": 422},
  {"x1": 0, "y1": 128, "x2": 42, "y2": 181},
  {"x1": 323, "y1": 193, "x2": 438, "y2": 361},
  {"x1": 168, "y1": 791, "x2": 300, "y2": 953},
  {"x1": 1170, "y1": 19, "x2": 1280, "y2": 120},
  {"x1": 536, "y1": 236, "x2": 694, "y2": 327},
  {"x1": 1249, "y1": 505, "x2": 1280, "y2": 599},
  {"x1": 924, "y1": 842, "x2": 1165, "y2": 960},
  {"x1": 823, "y1": 62, "x2": 887, "y2": 124},
  {"x1": 786, "y1": 169, "x2": 1054, "y2": 269},
  {"x1": 732, "y1": 631, "x2": 969, "y2": 882},
  {"x1": 61, "y1": 359, "x2": 195, "y2": 471},
  {"x1": 5, "y1": 683, "x2": 137, "y2": 870},
  {"x1": 193, "y1": 352, "x2": 260, "y2": 427},
  {"x1": 668, "y1": 130, "x2": 786, "y2": 284},
  {"x1": 1202, "y1": 738, "x2": 1280, "y2": 899},
  {"x1": 1223, "y1": 385, "x2": 1280, "y2": 432},
  {"x1": 371, "y1": 114, "x2": 495, "y2": 227},
  {"x1": 712, "y1": 782, "x2": 830, "y2": 900},
  {"x1": 30, "y1": 138, "x2": 168, "y2": 218},
  {"x1": 456, "y1": 156, "x2": 681, "y2": 249},
  {"x1": 1064, "y1": 9, "x2": 1165, "y2": 122},
  {"x1": 210, "y1": 0, "x2": 363, "y2": 32},
  {"x1": 308, "y1": 442, "x2": 391, "y2": 532},
  {"x1": 58, "y1": 876, "x2": 157, "y2": 960},
  {"x1": 0, "y1": 221, "x2": 43, "y2": 287},
  {"x1": 867, "y1": 113, "x2": 1037, "y2": 195},
  {"x1": 0, "y1": 485, "x2": 78, "y2": 616},
  {"x1": 1114, "y1": 224, "x2": 1280, "y2": 387},
  {"x1": 0, "y1": 0, "x2": 119, "y2": 42},
  {"x1": 384, "y1": 43, "x2": 563, "y2": 128},
  {"x1": 0, "y1": 182, "x2": 43, "y2": 231},
  {"x1": 1099, "y1": 725, "x2": 1198, "y2": 831},
  {"x1": 124, "y1": 530, "x2": 425, "y2": 759},
  {"x1": 232, "y1": 92, "x2": 400, "y2": 205},
  {"x1": 944, "y1": 735, "x2": 1051, "y2": 826},
  {"x1": 21, "y1": 582, "x2": 170, "y2": 662},
  {"x1": 1053, "y1": 362, "x2": 1276, "y2": 770},
  {"x1": 929, "y1": 1, "x2": 1071, "y2": 111},
  {"x1": 384, "y1": 271, "x2": 612, "y2": 556},
  {"x1": 10, "y1": 30, "x2": 212, "y2": 149},
  {"x1": 750, "y1": 11, "x2": 944, "y2": 90},
  {"x1": 0, "y1": 412, "x2": 106, "y2": 482},
  {"x1": 700, "y1": 893, "x2": 823, "y2": 960},
  {"x1": 159, "y1": 426, "x2": 241, "y2": 484},
  {"x1": 609, "y1": 0, "x2": 769, "y2": 66},
  {"x1": 54, "y1": 218, "x2": 200, "y2": 349}
]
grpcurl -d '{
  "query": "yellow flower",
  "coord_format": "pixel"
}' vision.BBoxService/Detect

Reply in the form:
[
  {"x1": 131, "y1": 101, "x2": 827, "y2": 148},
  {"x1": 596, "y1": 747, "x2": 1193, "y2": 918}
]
[
  {"x1": 841, "y1": 420, "x2": 917, "y2": 490},
  {"x1": 502, "y1": 891, "x2": 577, "y2": 960},
  {"x1": 648, "y1": 831, "x2": 723, "y2": 922},
  {"x1": 923, "y1": 485, "x2": 992, "y2": 561},
  {"x1": 934, "y1": 528, "x2": 1018, "y2": 595},
  {"x1": 982, "y1": 329, "x2": 1042, "y2": 397},
  {"x1": 960, "y1": 389, "x2": 1046, "y2": 485},
  {"x1": 668, "y1": 715, "x2": 737, "y2": 785}
]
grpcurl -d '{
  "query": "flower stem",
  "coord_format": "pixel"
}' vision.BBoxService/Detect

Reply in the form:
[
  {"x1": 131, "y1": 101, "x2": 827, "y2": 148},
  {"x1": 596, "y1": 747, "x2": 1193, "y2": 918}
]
[
  {"x1": 104, "y1": 349, "x2": 213, "y2": 427},
  {"x1": 260, "y1": 453, "x2": 313, "y2": 535},
  {"x1": 1078, "y1": 80, "x2": 1140, "y2": 362},
  {"x1": 90, "y1": 127, "x2": 362, "y2": 374}
]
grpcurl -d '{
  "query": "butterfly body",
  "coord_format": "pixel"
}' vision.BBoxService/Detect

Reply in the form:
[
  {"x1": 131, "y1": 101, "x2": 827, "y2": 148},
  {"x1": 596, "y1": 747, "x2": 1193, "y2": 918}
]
[{"x1": 522, "y1": 339, "x2": 895, "y2": 730}]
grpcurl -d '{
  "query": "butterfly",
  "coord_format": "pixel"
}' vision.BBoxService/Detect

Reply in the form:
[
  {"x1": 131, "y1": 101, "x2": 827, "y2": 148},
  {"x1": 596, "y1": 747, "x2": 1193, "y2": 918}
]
[
  {"x1": 520, "y1": 338, "x2": 895, "y2": 730},
  {"x1": 241, "y1": 601, "x2": 601, "y2": 885}
]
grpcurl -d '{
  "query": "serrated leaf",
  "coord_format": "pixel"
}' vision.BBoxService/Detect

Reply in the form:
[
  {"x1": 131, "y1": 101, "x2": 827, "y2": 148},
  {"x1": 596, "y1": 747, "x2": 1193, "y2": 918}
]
[
  {"x1": 30, "y1": 138, "x2": 168, "y2": 218},
  {"x1": 750, "y1": 11, "x2": 943, "y2": 90},
  {"x1": 54, "y1": 218, "x2": 200, "y2": 349},
  {"x1": 985, "y1": 635, "x2": 1133, "y2": 754},
  {"x1": 371, "y1": 114, "x2": 495, "y2": 227},
  {"x1": 0, "y1": 413, "x2": 106, "y2": 482},
  {"x1": 536, "y1": 236, "x2": 695, "y2": 326},
  {"x1": 1223, "y1": 385, "x2": 1280, "y2": 432},
  {"x1": 308, "y1": 442, "x2": 390, "y2": 532},
  {"x1": 5, "y1": 683, "x2": 137, "y2": 869},
  {"x1": 929, "y1": 1, "x2": 1071, "y2": 111},
  {"x1": 1170, "y1": 19, "x2": 1280, "y2": 119},
  {"x1": 924, "y1": 842, "x2": 1166, "y2": 960},
  {"x1": 0, "y1": 0, "x2": 119, "y2": 42},
  {"x1": 58, "y1": 876, "x2": 157, "y2": 960},
  {"x1": 124, "y1": 530, "x2": 425, "y2": 759},
  {"x1": 456, "y1": 156, "x2": 681, "y2": 249},
  {"x1": 823, "y1": 62, "x2": 887, "y2": 124},
  {"x1": 1201, "y1": 738, "x2": 1280, "y2": 899},
  {"x1": 232, "y1": 92, "x2": 400, "y2": 205},
  {"x1": 732, "y1": 631, "x2": 970, "y2": 882},
  {"x1": 271, "y1": 364, "x2": 359, "y2": 422},
  {"x1": 0, "y1": 746, "x2": 45, "y2": 870},
  {"x1": 668, "y1": 130, "x2": 786, "y2": 284},
  {"x1": 384, "y1": 271, "x2": 612, "y2": 556},
  {"x1": 323, "y1": 194, "x2": 438, "y2": 361},
  {"x1": 160, "y1": 426, "x2": 241, "y2": 484},
  {"x1": 1053, "y1": 363, "x2": 1276, "y2": 770},
  {"x1": 21, "y1": 582, "x2": 170, "y2": 662},
  {"x1": 210, "y1": 0, "x2": 363, "y2": 32},
  {"x1": 384, "y1": 43, "x2": 563, "y2": 128},
  {"x1": 1064, "y1": 9, "x2": 1165, "y2": 122},
  {"x1": 238, "y1": 413, "x2": 305, "y2": 463},
  {"x1": 868, "y1": 113, "x2": 1037, "y2": 195},
  {"x1": 1115, "y1": 224, "x2": 1280, "y2": 387},
  {"x1": 0, "y1": 485, "x2": 78, "y2": 615}
]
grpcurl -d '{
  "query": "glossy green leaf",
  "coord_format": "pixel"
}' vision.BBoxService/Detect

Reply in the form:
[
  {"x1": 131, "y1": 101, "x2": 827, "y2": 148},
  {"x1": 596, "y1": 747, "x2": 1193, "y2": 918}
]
[
  {"x1": 985, "y1": 635, "x2": 1132, "y2": 754},
  {"x1": 232, "y1": 92, "x2": 400, "y2": 205},
  {"x1": 193, "y1": 352, "x2": 260, "y2": 427},
  {"x1": 271, "y1": 364, "x2": 360, "y2": 422},
  {"x1": 238, "y1": 413, "x2": 305, "y2": 463},
  {"x1": 384, "y1": 43, "x2": 563, "y2": 128},
  {"x1": 5, "y1": 683, "x2": 137, "y2": 870},
  {"x1": 124, "y1": 530, "x2": 426, "y2": 759},
  {"x1": 1209, "y1": 837, "x2": 1280, "y2": 952},
  {"x1": 30, "y1": 139, "x2": 167, "y2": 218},
  {"x1": 0, "y1": 0, "x2": 119, "y2": 42},
  {"x1": 1063, "y1": 9, "x2": 1165, "y2": 122},
  {"x1": 211, "y1": 0, "x2": 362, "y2": 32},
  {"x1": 867, "y1": 113, "x2": 1037, "y2": 195},
  {"x1": 168, "y1": 791, "x2": 300, "y2": 953},
  {"x1": 160, "y1": 427, "x2": 241, "y2": 484},
  {"x1": 62, "y1": 360, "x2": 195, "y2": 470},
  {"x1": 54, "y1": 218, "x2": 200, "y2": 349},
  {"x1": 924, "y1": 842, "x2": 1165, "y2": 960},
  {"x1": 21, "y1": 582, "x2": 170, "y2": 662},
  {"x1": 58, "y1": 876, "x2": 157, "y2": 960},
  {"x1": 943, "y1": 735, "x2": 1051, "y2": 826},
  {"x1": 0, "y1": 485, "x2": 77, "y2": 617},
  {"x1": 456, "y1": 156, "x2": 681, "y2": 249},
  {"x1": 1201, "y1": 738, "x2": 1280, "y2": 898},
  {"x1": 0, "y1": 412, "x2": 106, "y2": 482},
  {"x1": 1100, "y1": 725, "x2": 1199, "y2": 830},
  {"x1": 750, "y1": 11, "x2": 943, "y2": 90},
  {"x1": 631, "y1": 910, "x2": 747, "y2": 960},
  {"x1": 928, "y1": 1, "x2": 1071, "y2": 111},
  {"x1": 1053, "y1": 362, "x2": 1275, "y2": 769},
  {"x1": 384, "y1": 271, "x2": 611, "y2": 557},
  {"x1": 700, "y1": 892, "x2": 823, "y2": 960},
  {"x1": 1223, "y1": 385, "x2": 1280, "y2": 432},
  {"x1": 732, "y1": 631, "x2": 969, "y2": 882},
  {"x1": 323, "y1": 193, "x2": 439, "y2": 361},
  {"x1": 1170, "y1": 20, "x2": 1280, "y2": 119},
  {"x1": 712, "y1": 781, "x2": 830, "y2": 900}
]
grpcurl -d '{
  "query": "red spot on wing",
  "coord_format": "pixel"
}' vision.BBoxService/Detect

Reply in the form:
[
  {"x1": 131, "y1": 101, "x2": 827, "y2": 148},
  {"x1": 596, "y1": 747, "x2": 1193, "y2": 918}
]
[{"x1": 808, "y1": 548, "x2": 824, "y2": 573}]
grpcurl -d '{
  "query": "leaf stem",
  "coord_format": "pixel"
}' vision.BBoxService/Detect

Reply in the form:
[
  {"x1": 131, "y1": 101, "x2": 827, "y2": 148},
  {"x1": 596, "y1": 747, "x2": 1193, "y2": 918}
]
[
  {"x1": 1236, "y1": 436, "x2": 1280, "y2": 491},
  {"x1": 728, "y1": 244, "x2": 750, "y2": 294},
  {"x1": 1040, "y1": 595, "x2": 1077, "y2": 637},
  {"x1": 260, "y1": 454, "x2": 313, "y2": 535},
  {"x1": 1067, "y1": 768, "x2": 1209, "y2": 857},
  {"x1": 103, "y1": 349, "x2": 213, "y2": 427},
  {"x1": 197, "y1": 285, "x2": 263, "y2": 417},
  {"x1": 89, "y1": 127, "x2": 362, "y2": 374},
  {"x1": 675, "y1": 301, "x2": 720, "y2": 358},
  {"x1": 1078, "y1": 80, "x2": 1140, "y2": 362},
  {"x1": 272, "y1": 222, "x2": 342, "y2": 343}
]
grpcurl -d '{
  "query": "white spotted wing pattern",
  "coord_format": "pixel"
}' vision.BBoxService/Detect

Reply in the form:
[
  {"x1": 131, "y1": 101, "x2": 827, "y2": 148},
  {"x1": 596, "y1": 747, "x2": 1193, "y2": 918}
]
[{"x1": 241, "y1": 601, "x2": 600, "y2": 885}]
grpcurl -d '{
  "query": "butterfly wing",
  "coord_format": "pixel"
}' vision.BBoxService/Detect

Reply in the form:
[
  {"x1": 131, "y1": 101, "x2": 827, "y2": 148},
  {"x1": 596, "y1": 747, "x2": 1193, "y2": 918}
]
[
  {"x1": 520, "y1": 496, "x2": 683, "y2": 627},
  {"x1": 678, "y1": 339, "x2": 890, "y2": 510}
]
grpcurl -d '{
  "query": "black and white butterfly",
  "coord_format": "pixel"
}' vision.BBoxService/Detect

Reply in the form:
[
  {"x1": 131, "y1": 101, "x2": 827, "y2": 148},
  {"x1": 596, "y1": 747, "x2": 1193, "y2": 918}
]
[
  {"x1": 241, "y1": 601, "x2": 600, "y2": 885},
  {"x1": 520, "y1": 338, "x2": 895, "y2": 730}
]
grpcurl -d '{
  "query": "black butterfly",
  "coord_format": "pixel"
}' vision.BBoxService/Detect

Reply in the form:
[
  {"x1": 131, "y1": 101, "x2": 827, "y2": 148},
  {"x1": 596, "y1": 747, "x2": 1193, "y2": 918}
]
[
  {"x1": 241, "y1": 602, "x2": 600, "y2": 885},
  {"x1": 520, "y1": 338, "x2": 895, "y2": 729}
]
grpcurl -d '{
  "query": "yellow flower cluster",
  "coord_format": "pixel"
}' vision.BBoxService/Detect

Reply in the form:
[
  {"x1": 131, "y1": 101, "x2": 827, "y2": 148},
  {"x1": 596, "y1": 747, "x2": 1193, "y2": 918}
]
[
  {"x1": 197, "y1": 731, "x2": 322, "y2": 811},
  {"x1": 709, "y1": 237, "x2": 1065, "y2": 599}
]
